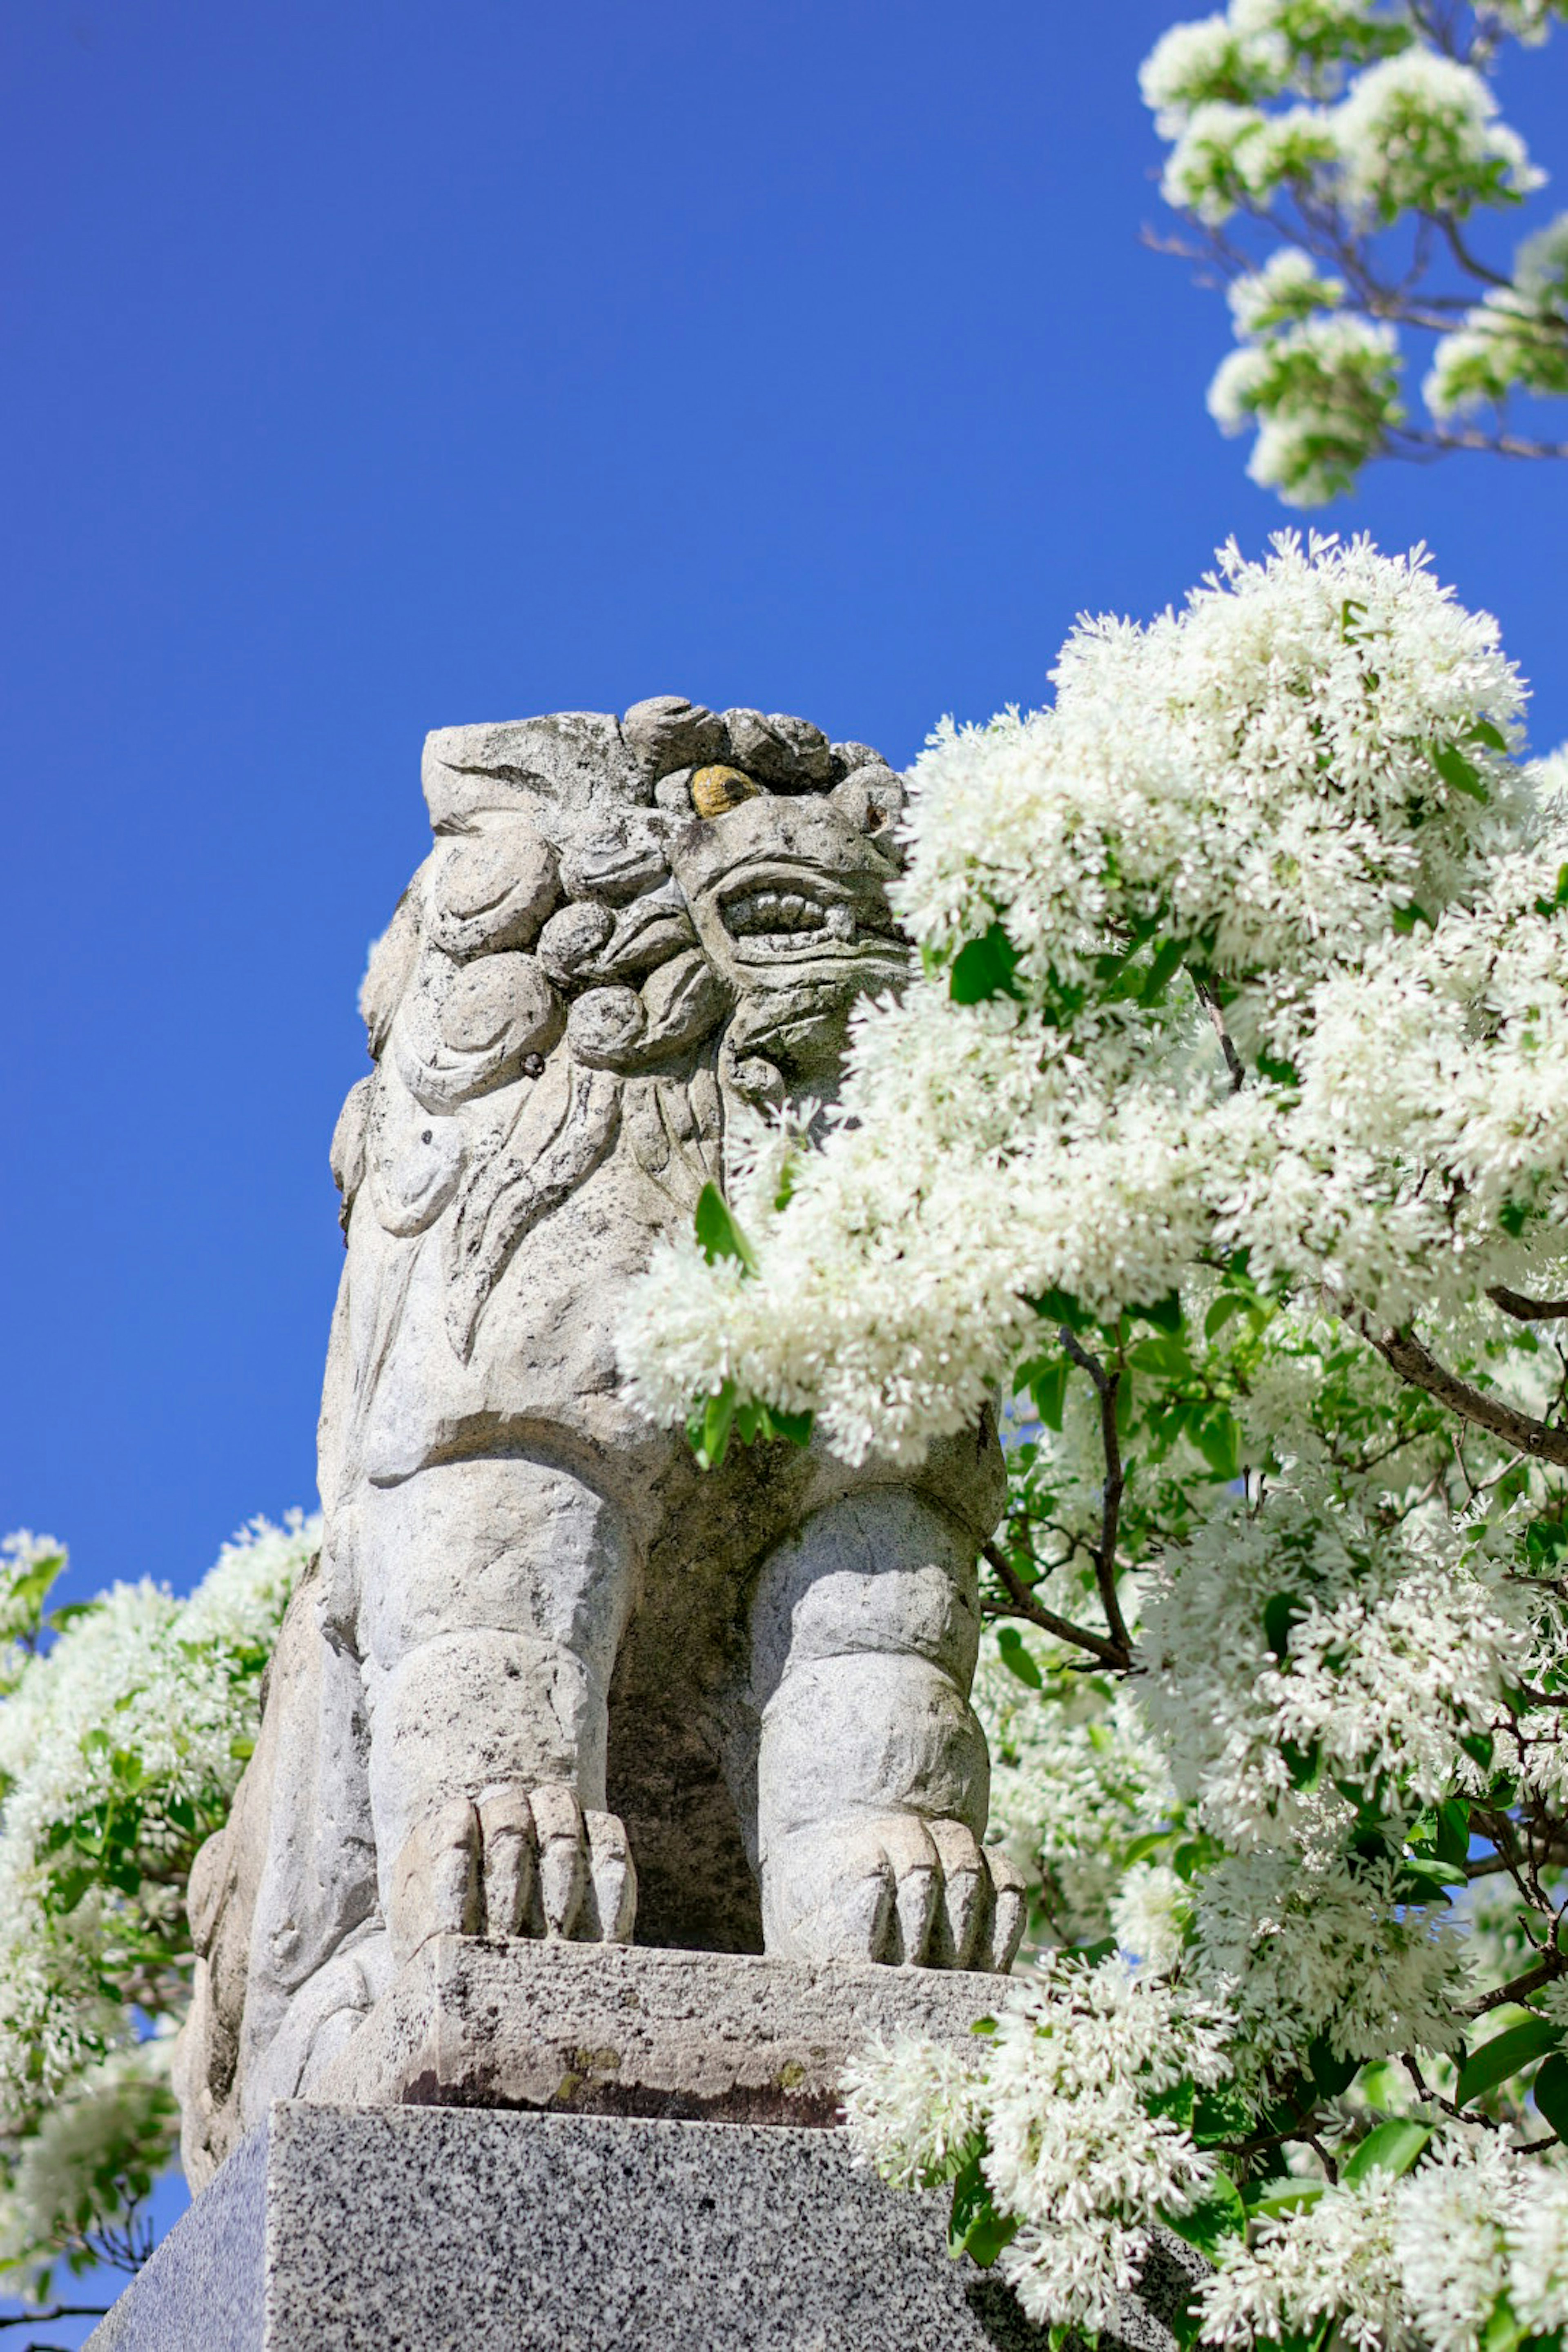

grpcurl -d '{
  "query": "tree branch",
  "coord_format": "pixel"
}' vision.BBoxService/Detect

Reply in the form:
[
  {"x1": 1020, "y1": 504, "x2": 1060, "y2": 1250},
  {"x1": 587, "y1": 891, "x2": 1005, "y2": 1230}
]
[
  {"x1": 0, "y1": 2313, "x2": 110, "y2": 2332},
  {"x1": 981, "y1": 1541, "x2": 1131, "y2": 1671},
  {"x1": 1332, "y1": 1296, "x2": 1568, "y2": 1466},
  {"x1": 1055, "y1": 1329, "x2": 1136, "y2": 1657},
  {"x1": 1464, "y1": 1952, "x2": 1565, "y2": 2019},
  {"x1": 1487, "y1": 1285, "x2": 1568, "y2": 1323},
  {"x1": 1192, "y1": 973, "x2": 1245, "y2": 1092}
]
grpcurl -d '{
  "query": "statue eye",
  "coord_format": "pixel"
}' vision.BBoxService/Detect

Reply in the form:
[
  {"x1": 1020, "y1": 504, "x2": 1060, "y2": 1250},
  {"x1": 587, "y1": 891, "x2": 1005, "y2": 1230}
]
[{"x1": 690, "y1": 765, "x2": 761, "y2": 820}]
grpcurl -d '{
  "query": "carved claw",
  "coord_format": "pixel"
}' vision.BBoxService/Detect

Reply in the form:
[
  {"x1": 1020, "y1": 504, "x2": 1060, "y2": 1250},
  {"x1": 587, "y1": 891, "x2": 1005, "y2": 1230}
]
[
  {"x1": 764, "y1": 1813, "x2": 1022, "y2": 1973},
  {"x1": 470, "y1": 1778, "x2": 635, "y2": 1947},
  {"x1": 389, "y1": 1797, "x2": 482, "y2": 1962},
  {"x1": 982, "y1": 1843, "x2": 1028, "y2": 1974}
]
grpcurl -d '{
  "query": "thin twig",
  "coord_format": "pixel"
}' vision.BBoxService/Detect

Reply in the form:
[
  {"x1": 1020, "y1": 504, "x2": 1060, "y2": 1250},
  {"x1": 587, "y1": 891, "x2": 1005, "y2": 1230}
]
[
  {"x1": 1056, "y1": 1330, "x2": 1135, "y2": 1658},
  {"x1": 0, "y1": 2313, "x2": 111, "y2": 2332},
  {"x1": 981, "y1": 1541, "x2": 1131, "y2": 1672},
  {"x1": 1192, "y1": 973, "x2": 1245, "y2": 1093}
]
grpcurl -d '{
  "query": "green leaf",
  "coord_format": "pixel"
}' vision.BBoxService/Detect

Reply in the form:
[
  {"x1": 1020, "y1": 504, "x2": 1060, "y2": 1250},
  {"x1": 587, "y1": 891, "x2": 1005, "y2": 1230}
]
[
  {"x1": 1342, "y1": 2120, "x2": 1431, "y2": 2185},
  {"x1": 1159, "y1": 2172, "x2": 1246, "y2": 2258},
  {"x1": 948, "y1": 2150, "x2": 1018, "y2": 2267},
  {"x1": 1390, "y1": 900, "x2": 1433, "y2": 935},
  {"x1": 1432, "y1": 742, "x2": 1490, "y2": 805},
  {"x1": 693, "y1": 1183, "x2": 757, "y2": 1273},
  {"x1": 1434, "y1": 1798, "x2": 1471, "y2": 1870},
  {"x1": 1031, "y1": 1359, "x2": 1069, "y2": 1433},
  {"x1": 762, "y1": 1406, "x2": 814, "y2": 1448},
  {"x1": 1455, "y1": 2018, "x2": 1563, "y2": 2109},
  {"x1": 1470, "y1": 719, "x2": 1509, "y2": 754},
  {"x1": 1129, "y1": 1292, "x2": 1184, "y2": 1335},
  {"x1": 1193, "y1": 2083, "x2": 1255, "y2": 2147},
  {"x1": 1029, "y1": 1286, "x2": 1094, "y2": 1334},
  {"x1": 1307, "y1": 2035, "x2": 1360, "y2": 2100},
  {"x1": 1263, "y1": 1591, "x2": 1308, "y2": 1663},
  {"x1": 1532, "y1": 2052, "x2": 1568, "y2": 2143},
  {"x1": 1205, "y1": 1294, "x2": 1243, "y2": 1341},
  {"x1": 995, "y1": 1626, "x2": 1042, "y2": 1690},
  {"x1": 687, "y1": 1381, "x2": 739, "y2": 1471},
  {"x1": 949, "y1": 923, "x2": 1022, "y2": 1006},
  {"x1": 1255, "y1": 1048, "x2": 1301, "y2": 1086},
  {"x1": 1140, "y1": 938, "x2": 1187, "y2": 1006},
  {"x1": 1245, "y1": 2177, "x2": 1325, "y2": 2220},
  {"x1": 1146, "y1": 2077, "x2": 1195, "y2": 2129},
  {"x1": 1192, "y1": 1412, "x2": 1242, "y2": 1481}
]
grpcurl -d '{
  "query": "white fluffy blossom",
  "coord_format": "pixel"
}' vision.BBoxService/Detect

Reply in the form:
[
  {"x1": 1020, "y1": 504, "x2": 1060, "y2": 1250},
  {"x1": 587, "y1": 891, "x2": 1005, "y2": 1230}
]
[
  {"x1": 881, "y1": 1958, "x2": 1231, "y2": 2335},
  {"x1": 1227, "y1": 246, "x2": 1345, "y2": 334},
  {"x1": 1201, "y1": 2135, "x2": 1568, "y2": 2352},
  {"x1": 1138, "y1": 1482, "x2": 1529, "y2": 1844},
  {"x1": 0, "y1": 1513, "x2": 313, "y2": 2290},
  {"x1": 619, "y1": 538, "x2": 1532, "y2": 1459},
  {"x1": 1192, "y1": 1845, "x2": 1471, "y2": 2068},
  {"x1": 1332, "y1": 51, "x2": 1544, "y2": 222},
  {"x1": 839, "y1": 2032, "x2": 986, "y2": 2189}
]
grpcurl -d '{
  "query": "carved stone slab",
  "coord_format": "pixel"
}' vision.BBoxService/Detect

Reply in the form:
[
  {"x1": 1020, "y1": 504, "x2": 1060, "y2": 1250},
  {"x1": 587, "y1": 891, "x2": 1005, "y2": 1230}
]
[
  {"x1": 309, "y1": 1935, "x2": 1007, "y2": 2126},
  {"x1": 87, "y1": 2104, "x2": 1207, "y2": 2352}
]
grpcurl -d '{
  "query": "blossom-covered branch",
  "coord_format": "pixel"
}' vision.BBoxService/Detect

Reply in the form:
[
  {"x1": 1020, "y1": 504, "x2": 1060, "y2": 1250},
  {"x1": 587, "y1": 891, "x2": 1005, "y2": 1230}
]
[
  {"x1": 1140, "y1": 2, "x2": 1568, "y2": 502},
  {"x1": 0, "y1": 1517, "x2": 314, "y2": 2316},
  {"x1": 618, "y1": 538, "x2": 1568, "y2": 2352}
]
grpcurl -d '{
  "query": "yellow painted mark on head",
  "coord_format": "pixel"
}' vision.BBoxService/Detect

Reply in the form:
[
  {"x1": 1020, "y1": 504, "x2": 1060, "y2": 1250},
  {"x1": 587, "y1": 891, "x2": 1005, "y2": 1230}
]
[{"x1": 690, "y1": 765, "x2": 761, "y2": 819}]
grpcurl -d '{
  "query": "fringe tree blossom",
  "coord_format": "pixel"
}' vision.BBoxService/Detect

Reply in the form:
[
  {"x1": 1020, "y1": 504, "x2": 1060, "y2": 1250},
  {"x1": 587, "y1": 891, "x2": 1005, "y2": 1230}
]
[
  {"x1": 0, "y1": 1515, "x2": 313, "y2": 2302},
  {"x1": 626, "y1": 538, "x2": 1568, "y2": 2351},
  {"x1": 1142, "y1": 2, "x2": 1568, "y2": 498}
]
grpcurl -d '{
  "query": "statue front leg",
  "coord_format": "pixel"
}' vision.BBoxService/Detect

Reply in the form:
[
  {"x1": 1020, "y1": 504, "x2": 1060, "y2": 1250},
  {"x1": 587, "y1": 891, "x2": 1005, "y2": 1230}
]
[
  {"x1": 356, "y1": 1455, "x2": 639, "y2": 1964},
  {"x1": 751, "y1": 1488, "x2": 1025, "y2": 1973}
]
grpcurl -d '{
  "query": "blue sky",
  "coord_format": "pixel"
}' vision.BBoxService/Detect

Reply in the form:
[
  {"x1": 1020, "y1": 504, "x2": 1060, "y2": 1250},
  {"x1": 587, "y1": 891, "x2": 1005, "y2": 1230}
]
[{"x1": 4, "y1": 0, "x2": 1567, "y2": 1613}]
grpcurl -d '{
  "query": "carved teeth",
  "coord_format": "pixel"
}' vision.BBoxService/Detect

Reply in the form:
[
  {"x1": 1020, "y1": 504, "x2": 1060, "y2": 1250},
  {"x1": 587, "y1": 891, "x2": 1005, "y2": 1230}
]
[{"x1": 725, "y1": 889, "x2": 858, "y2": 942}]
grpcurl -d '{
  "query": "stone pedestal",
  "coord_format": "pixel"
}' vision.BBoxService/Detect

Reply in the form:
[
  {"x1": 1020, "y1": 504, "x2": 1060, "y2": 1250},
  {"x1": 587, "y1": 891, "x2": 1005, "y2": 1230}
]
[
  {"x1": 87, "y1": 2103, "x2": 1202, "y2": 2352},
  {"x1": 92, "y1": 1944, "x2": 1204, "y2": 2350},
  {"x1": 312, "y1": 1936, "x2": 1013, "y2": 2125}
]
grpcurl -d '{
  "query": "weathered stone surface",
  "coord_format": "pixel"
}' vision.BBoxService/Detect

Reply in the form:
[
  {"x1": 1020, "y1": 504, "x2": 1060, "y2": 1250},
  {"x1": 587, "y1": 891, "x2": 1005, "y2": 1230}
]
[
  {"x1": 176, "y1": 704, "x2": 1022, "y2": 2191},
  {"x1": 89, "y1": 2105, "x2": 1209, "y2": 2352},
  {"x1": 311, "y1": 1934, "x2": 1007, "y2": 2124}
]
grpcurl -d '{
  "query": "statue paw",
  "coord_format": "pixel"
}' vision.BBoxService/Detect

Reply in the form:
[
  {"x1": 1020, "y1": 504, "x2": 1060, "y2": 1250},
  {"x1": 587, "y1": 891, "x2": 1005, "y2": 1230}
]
[
  {"x1": 765, "y1": 1815, "x2": 1025, "y2": 1974},
  {"x1": 387, "y1": 1782, "x2": 636, "y2": 1964}
]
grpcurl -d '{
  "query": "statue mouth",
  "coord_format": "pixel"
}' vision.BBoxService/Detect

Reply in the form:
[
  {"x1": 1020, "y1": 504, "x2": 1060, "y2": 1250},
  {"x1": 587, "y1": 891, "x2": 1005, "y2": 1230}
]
[{"x1": 715, "y1": 862, "x2": 902, "y2": 968}]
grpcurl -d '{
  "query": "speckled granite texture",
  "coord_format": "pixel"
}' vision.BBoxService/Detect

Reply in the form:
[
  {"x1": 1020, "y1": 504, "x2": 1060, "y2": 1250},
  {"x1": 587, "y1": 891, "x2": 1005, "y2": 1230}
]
[
  {"x1": 86, "y1": 2103, "x2": 1205, "y2": 2351},
  {"x1": 311, "y1": 1934, "x2": 1011, "y2": 2124},
  {"x1": 87, "y1": 2120, "x2": 265, "y2": 2352}
]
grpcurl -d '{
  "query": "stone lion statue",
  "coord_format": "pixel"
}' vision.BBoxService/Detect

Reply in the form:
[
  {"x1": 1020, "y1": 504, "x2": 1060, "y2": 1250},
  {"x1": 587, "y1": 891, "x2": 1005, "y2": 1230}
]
[{"x1": 175, "y1": 699, "x2": 1023, "y2": 2185}]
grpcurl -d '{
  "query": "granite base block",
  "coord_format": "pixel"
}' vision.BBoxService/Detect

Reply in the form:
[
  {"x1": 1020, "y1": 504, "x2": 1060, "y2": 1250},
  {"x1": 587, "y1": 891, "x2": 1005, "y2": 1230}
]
[
  {"x1": 312, "y1": 1936, "x2": 1012, "y2": 2125},
  {"x1": 87, "y1": 2103, "x2": 1203, "y2": 2352}
]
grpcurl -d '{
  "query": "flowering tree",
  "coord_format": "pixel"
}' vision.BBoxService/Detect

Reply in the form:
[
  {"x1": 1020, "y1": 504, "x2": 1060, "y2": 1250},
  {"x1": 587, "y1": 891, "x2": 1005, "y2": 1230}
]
[
  {"x1": 1140, "y1": 2, "x2": 1568, "y2": 503},
  {"x1": 618, "y1": 535, "x2": 1568, "y2": 2348},
  {"x1": 0, "y1": 1517, "x2": 311, "y2": 2339}
]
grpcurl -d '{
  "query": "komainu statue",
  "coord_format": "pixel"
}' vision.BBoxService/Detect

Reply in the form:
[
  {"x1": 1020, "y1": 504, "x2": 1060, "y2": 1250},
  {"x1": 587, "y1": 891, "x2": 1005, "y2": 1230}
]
[{"x1": 175, "y1": 700, "x2": 1023, "y2": 2184}]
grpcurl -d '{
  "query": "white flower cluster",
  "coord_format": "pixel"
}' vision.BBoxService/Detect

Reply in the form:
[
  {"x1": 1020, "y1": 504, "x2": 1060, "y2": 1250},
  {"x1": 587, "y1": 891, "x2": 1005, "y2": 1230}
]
[
  {"x1": 1193, "y1": 1844, "x2": 1470, "y2": 2069},
  {"x1": 1201, "y1": 2136, "x2": 1568, "y2": 2352},
  {"x1": 618, "y1": 537, "x2": 1535, "y2": 1459},
  {"x1": 1143, "y1": 4, "x2": 1563, "y2": 500},
  {"x1": 1138, "y1": 1483, "x2": 1528, "y2": 1845},
  {"x1": 0, "y1": 1513, "x2": 313, "y2": 2291},
  {"x1": 1427, "y1": 214, "x2": 1568, "y2": 420},
  {"x1": 1334, "y1": 51, "x2": 1543, "y2": 223},
  {"x1": 846, "y1": 1958, "x2": 1234, "y2": 2334}
]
